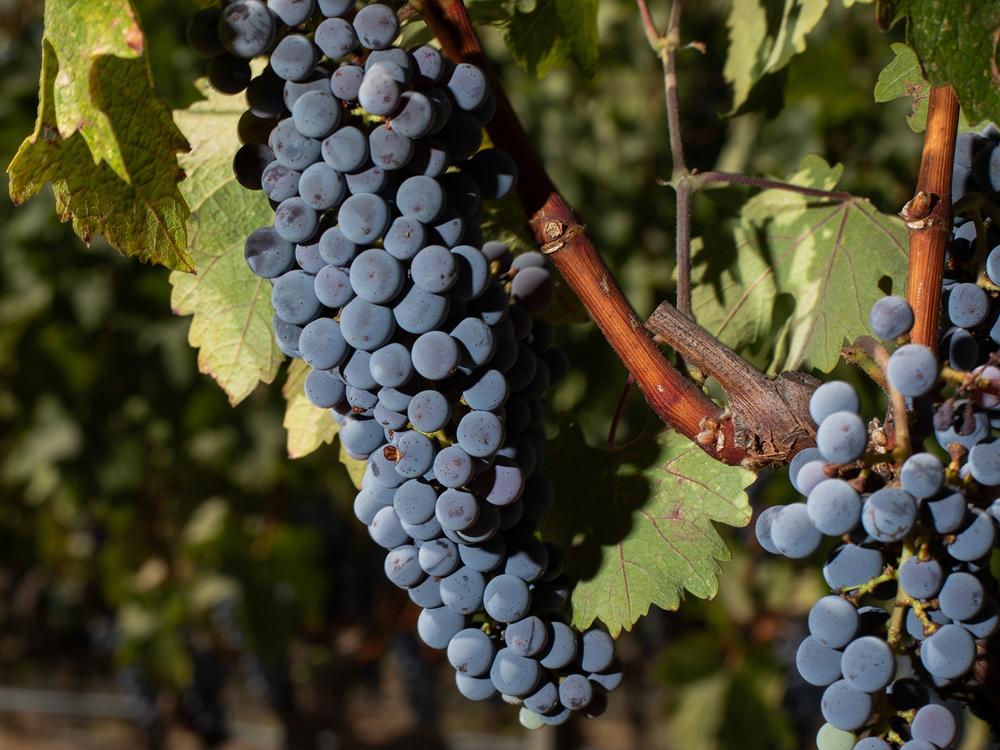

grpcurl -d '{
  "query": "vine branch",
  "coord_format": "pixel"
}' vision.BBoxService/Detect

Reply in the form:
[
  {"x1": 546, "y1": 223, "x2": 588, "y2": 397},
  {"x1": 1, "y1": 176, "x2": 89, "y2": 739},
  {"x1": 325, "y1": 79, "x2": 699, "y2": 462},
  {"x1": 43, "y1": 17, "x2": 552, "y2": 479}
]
[
  {"x1": 905, "y1": 85, "x2": 959, "y2": 350},
  {"x1": 416, "y1": 0, "x2": 827, "y2": 469},
  {"x1": 414, "y1": 0, "x2": 744, "y2": 465}
]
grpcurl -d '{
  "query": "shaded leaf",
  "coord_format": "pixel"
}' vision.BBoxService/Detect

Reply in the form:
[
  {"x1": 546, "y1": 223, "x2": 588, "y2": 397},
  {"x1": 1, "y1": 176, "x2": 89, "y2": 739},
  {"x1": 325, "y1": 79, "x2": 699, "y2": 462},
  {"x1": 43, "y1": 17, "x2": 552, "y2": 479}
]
[
  {"x1": 281, "y1": 359, "x2": 338, "y2": 460},
  {"x1": 555, "y1": 0, "x2": 600, "y2": 77},
  {"x1": 505, "y1": 0, "x2": 571, "y2": 77},
  {"x1": 892, "y1": 0, "x2": 1000, "y2": 125},
  {"x1": 8, "y1": 41, "x2": 191, "y2": 271},
  {"x1": 723, "y1": 0, "x2": 830, "y2": 114},
  {"x1": 169, "y1": 80, "x2": 283, "y2": 405},
  {"x1": 541, "y1": 423, "x2": 755, "y2": 636},
  {"x1": 692, "y1": 155, "x2": 909, "y2": 373}
]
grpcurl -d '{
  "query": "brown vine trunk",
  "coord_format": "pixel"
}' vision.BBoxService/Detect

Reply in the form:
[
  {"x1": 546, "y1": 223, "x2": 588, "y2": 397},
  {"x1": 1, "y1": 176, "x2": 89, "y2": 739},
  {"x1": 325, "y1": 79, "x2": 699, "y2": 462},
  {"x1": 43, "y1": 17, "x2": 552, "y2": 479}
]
[{"x1": 905, "y1": 85, "x2": 958, "y2": 350}]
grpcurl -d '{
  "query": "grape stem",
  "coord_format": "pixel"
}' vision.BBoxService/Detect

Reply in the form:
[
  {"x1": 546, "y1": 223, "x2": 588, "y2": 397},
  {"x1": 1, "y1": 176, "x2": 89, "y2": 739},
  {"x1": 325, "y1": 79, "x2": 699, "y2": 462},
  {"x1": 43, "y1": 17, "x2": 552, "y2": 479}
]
[
  {"x1": 854, "y1": 336, "x2": 911, "y2": 460},
  {"x1": 887, "y1": 542, "x2": 915, "y2": 649},
  {"x1": 416, "y1": 0, "x2": 826, "y2": 468},
  {"x1": 905, "y1": 85, "x2": 959, "y2": 350}
]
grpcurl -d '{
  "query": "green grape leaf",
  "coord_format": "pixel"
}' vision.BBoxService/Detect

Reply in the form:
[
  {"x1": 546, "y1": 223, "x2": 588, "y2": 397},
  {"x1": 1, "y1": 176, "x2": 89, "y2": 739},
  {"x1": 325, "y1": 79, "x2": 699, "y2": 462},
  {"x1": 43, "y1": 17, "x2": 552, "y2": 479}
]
[
  {"x1": 874, "y1": 43, "x2": 931, "y2": 132},
  {"x1": 555, "y1": 0, "x2": 600, "y2": 77},
  {"x1": 540, "y1": 423, "x2": 755, "y2": 636},
  {"x1": 282, "y1": 359, "x2": 338, "y2": 460},
  {"x1": 8, "y1": 38, "x2": 192, "y2": 271},
  {"x1": 505, "y1": 0, "x2": 571, "y2": 77},
  {"x1": 692, "y1": 155, "x2": 909, "y2": 374},
  {"x1": 723, "y1": 0, "x2": 830, "y2": 114},
  {"x1": 169, "y1": 80, "x2": 283, "y2": 405},
  {"x1": 892, "y1": 0, "x2": 1000, "y2": 125}
]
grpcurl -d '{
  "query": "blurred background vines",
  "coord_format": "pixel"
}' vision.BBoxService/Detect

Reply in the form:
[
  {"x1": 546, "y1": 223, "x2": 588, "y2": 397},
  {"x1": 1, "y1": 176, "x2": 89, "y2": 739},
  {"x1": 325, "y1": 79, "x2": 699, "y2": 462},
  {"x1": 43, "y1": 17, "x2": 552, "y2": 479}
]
[{"x1": 1, "y1": 0, "x2": 987, "y2": 749}]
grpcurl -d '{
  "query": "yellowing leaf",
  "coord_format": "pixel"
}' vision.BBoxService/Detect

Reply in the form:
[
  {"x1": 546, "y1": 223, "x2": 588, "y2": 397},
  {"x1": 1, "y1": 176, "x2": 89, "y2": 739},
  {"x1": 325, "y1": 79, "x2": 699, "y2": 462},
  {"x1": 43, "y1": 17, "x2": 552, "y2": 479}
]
[
  {"x1": 692, "y1": 155, "x2": 909, "y2": 373},
  {"x1": 8, "y1": 40, "x2": 191, "y2": 271},
  {"x1": 282, "y1": 359, "x2": 338, "y2": 459},
  {"x1": 46, "y1": 0, "x2": 146, "y2": 182},
  {"x1": 541, "y1": 423, "x2": 755, "y2": 636},
  {"x1": 170, "y1": 80, "x2": 283, "y2": 405}
]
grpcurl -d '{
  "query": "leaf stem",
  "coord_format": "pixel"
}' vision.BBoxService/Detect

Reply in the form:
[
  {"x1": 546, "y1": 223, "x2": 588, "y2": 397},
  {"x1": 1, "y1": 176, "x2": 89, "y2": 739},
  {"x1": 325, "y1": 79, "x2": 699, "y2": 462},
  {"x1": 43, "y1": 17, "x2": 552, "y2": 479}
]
[{"x1": 693, "y1": 170, "x2": 855, "y2": 201}]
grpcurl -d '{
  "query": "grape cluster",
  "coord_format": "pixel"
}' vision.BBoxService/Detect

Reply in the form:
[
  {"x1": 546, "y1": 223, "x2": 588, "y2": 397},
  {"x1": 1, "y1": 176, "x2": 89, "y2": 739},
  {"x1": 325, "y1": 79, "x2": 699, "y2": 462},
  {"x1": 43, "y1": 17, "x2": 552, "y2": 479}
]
[
  {"x1": 756, "y1": 127, "x2": 1000, "y2": 748},
  {"x1": 190, "y1": 0, "x2": 622, "y2": 726}
]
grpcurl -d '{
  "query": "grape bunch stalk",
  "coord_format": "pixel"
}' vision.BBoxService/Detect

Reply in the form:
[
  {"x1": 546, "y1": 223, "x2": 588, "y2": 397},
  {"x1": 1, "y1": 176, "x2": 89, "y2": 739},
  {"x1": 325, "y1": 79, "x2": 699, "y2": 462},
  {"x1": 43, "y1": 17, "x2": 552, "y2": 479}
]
[
  {"x1": 757, "y1": 126, "x2": 1000, "y2": 750},
  {"x1": 187, "y1": 0, "x2": 623, "y2": 727}
]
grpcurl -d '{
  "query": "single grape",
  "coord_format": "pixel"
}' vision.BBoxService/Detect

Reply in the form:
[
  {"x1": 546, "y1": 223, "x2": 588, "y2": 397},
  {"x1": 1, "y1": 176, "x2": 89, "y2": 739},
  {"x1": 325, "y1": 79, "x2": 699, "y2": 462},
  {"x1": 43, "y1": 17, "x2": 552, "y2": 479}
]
[
  {"x1": 898, "y1": 556, "x2": 943, "y2": 599},
  {"x1": 353, "y1": 3, "x2": 400, "y2": 50},
  {"x1": 245, "y1": 226, "x2": 294, "y2": 278},
  {"x1": 411, "y1": 244, "x2": 458, "y2": 294},
  {"x1": 411, "y1": 331, "x2": 460, "y2": 380},
  {"x1": 455, "y1": 672, "x2": 497, "y2": 701},
  {"x1": 861, "y1": 488, "x2": 917, "y2": 543},
  {"x1": 814, "y1": 724, "x2": 856, "y2": 750},
  {"x1": 947, "y1": 507, "x2": 995, "y2": 560},
  {"x1": 322, "y1": 126, "x2": 369, "y2": 173},
  {"x1": 394, "y1": 285, "x2": 450, "y2": 335},
  {"x1": 338, "y1": 193, "x2": 391, "y2": 245},
  {"x1": 807, "y1": 479, "x2": 862, "y2": 536},
  {"x1": 754, "y1": 506, "x2": 784, "y2": 554},
  {"x1": 447, "y1": 628, "x2": 495, "y2": 676},
  {"x1": 384, "y1": 545, "x2": 425, "y2": 588},
  {"x1": 841, "y1": 636, "x2": 894, "y2": 692},
  {"x1": 820, "y1": 680, "x2": 872, "y2": 731},
  {"x1": 456, "y1": 410, "x2": 504, "y2": 458},
  {"x1": 358, "y1": 63, "x2": 402, "y2": 116},
  {"x1": 440, "y1": 566, "x2": 486, "y2": 614},
  {"x1": 271, "y1": 35, "x2": 317, "y2": 82},
  {"x1": 869, "y1": 296, "x2": 914, "y2": 339},
  {"x1": 292, "y1": 91, "x2": 341, "y2": 139},
  {"x1": 269, "y1": 118, "x2": 321, "y2": 170},
  {"x1": 299, "y1": 317, "x2": 349, "y2": 370},
  {"x1": 948, "y1": 282, "x2": 990, "y2": 327},
  {"x1": 886, "y1": 344, "x2": 939, "y2": 397},
  {"x1": 339, "y1": 298, "x2": 395, "y2": 352},
  {"x1": 368, "y1": 505, "x2": 408, "y2": 549},
  {"x1": 490, "y1": 648, "x2": 540, "y2": 698},
  {"x1": 523, "y1": 681, "x2": 560, "y2": 715},
  {"x1": 218, "y1": 1, "x2": 275, "y2": 59},
  {"x1": 816, "y1": 411, "x2": 867, "y2": 464},
  {"x1": 899, "y1": 453, "x2": 944, "y2": 498},
  {"x1": 938, "y1": 571, "x2": 985, "y2": 621},
  {"x1": 272, "y1": 270, "x2": 321, "y2": 325},
  {"x1": 315, "y1": 17, "x2": 358, "y2": 59},
  {"x1": 920, "y1": 623, "x2": 975, "y2": 679},
  {"x1": 809, "y1": 381, "x2": 861, "y2": 425},
  {"x1": 483, "y1": 574, "x2": 531, "y2": 623},
  {"x1": 968, "y1": 440, "x2": 1000, "y2": 485},
  {"x1": 383, "y1": 217, "x2": 428, "y2": 261},
  {"x1": 435, "y1": 488, "x2": 480, "y2": 532},
  {"x1": 505, "y1": 616, "x2": 549, "y2": 657},
  {"x1": 770, "y1": 503, "x2": 823, "y2": 559},
  {"x1": 796, "y1": 635, "x2": 843, "y2": 686},
  {"x1": 809, "y1": 596, "x2": 859, "y2": 649},
  {"x1": 417, "y1": 606, "x2": 466, "y2": 650},
  {"x1": 559, "y1": 674, "x2": 594, "y2": 710},
  {"x1": 823, "y1": 544, "x2": 884, "y2": 591},
  {"x1": 330, "y1": 64, "x2": 364, "y2": 101},
  {"x1": 447, "y1": 63, "x2": 489, "y2": 111}
]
